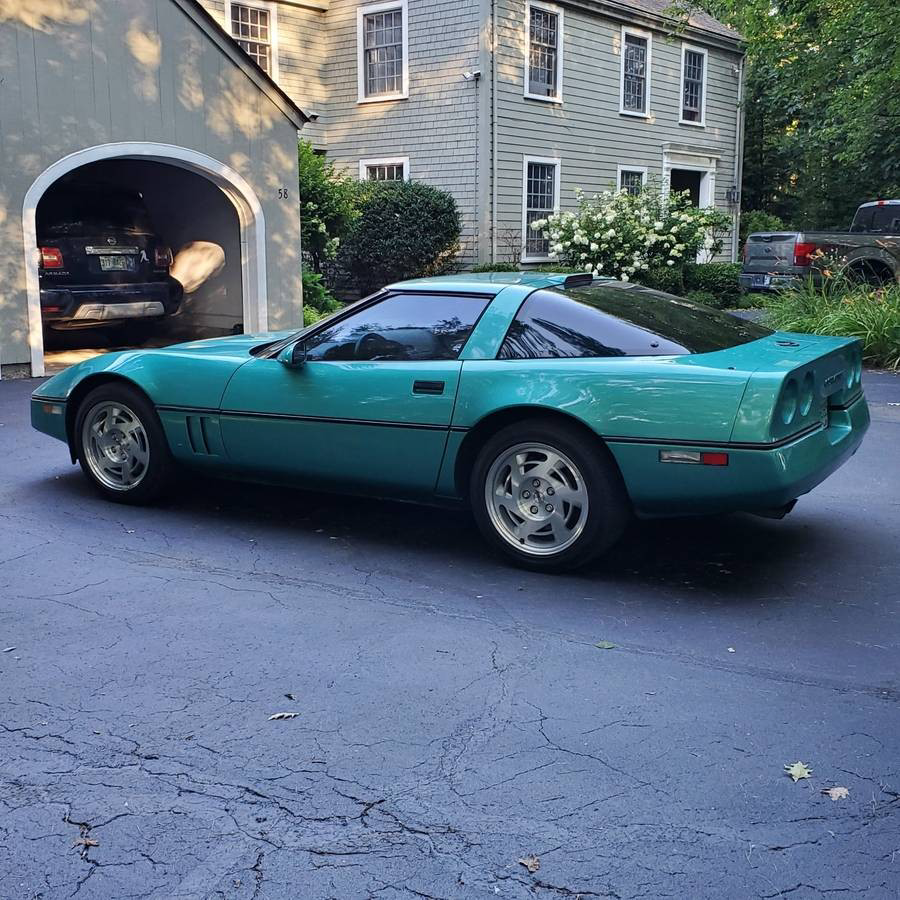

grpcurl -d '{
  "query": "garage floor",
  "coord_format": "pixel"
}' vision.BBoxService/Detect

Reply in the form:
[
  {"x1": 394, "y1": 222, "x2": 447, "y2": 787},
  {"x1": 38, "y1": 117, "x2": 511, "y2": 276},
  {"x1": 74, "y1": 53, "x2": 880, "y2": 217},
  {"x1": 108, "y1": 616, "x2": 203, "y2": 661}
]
[{"x1": 43, "y1": 329, "x2": 182, "y2": 375}]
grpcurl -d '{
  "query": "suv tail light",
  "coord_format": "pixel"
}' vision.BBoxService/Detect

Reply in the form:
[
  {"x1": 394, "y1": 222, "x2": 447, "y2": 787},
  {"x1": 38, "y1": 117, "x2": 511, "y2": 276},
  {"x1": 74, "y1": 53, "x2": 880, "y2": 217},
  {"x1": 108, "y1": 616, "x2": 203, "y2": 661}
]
[
  {"x1": 742, "y1": 242, "x2": 750, "y2": 263},
  {"x1": 154, "y1": 246, "x2": 174, "y2": 267},
  {"x1": 40, "y1": 247, "x2": 64, "y2": 269},
  {"x1": 793, "y1": 242, "x2": 818, "y2": 267}
]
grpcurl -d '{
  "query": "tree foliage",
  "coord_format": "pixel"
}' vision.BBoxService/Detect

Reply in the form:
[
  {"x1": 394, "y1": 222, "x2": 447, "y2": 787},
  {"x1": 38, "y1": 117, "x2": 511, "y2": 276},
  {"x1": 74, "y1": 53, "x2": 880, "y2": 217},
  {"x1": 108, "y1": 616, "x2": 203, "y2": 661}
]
[
  {"x1": 298, "y1": 140, "x2": 358, "y2": 273},
  {"x1": 688, "y1": 0, "x2": 900, "y2": 228}
]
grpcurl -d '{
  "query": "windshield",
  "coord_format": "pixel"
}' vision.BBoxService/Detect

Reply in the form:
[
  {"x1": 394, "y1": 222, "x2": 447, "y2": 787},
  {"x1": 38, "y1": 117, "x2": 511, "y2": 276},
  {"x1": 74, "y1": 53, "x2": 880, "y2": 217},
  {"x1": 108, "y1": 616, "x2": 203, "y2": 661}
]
[
  {"x1": 255, "y1": 290, "x2": 388, "y2": 358},
  {"x1": 511, "y1": 281, "x2": 773, "y2": 357}
]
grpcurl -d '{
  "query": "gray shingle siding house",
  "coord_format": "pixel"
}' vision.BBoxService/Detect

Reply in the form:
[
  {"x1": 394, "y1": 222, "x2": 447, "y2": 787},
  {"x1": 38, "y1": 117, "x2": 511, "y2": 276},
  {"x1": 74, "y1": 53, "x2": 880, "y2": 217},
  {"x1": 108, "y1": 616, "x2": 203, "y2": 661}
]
[{"x1": 202, "y1": 0, "x2": 744, "y2": 266}]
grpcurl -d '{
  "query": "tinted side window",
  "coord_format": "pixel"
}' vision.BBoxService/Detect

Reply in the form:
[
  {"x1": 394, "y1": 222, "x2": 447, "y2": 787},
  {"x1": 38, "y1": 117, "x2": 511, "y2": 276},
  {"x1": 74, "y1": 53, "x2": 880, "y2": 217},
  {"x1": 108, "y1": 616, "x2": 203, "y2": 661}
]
[
  {"x1": 498, "y1": 289, "x2": 692, "y2": 359},
  {"x1": 305, "y1": 293, "x2": 490, "y2": 362},
  {"x1": 871, "y1": 206, "x2": 900, "y2": 234}
]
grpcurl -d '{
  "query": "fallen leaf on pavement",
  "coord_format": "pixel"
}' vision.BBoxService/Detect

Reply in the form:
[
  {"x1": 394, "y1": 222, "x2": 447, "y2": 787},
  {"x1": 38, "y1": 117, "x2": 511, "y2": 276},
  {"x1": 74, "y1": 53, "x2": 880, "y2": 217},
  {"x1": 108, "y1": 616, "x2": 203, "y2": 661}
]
[
  {"x1": 518, "y1": 855, "x2": 540, "y2": 873},
  {"x1": 268, "y1": 712, "x2": 299, "y2": 721},
  {"x1": 784, "y1": 761, "x2": 813, "y2": 782},
  {"x1": 822, "y1": 786, "x2": 849, "y2": 801},
  {"x1": 3, "y1": 647, "x2": 15, "y2": 653},
  {"x1": 594, "y1": 641, "x2": 616, "y2": 650},
  {"x1": 284, "y1": 693, "x2": 296, "y2": 701},
  {"x1": 73, "y1": 838, "x2": 98, "y2": 849}
]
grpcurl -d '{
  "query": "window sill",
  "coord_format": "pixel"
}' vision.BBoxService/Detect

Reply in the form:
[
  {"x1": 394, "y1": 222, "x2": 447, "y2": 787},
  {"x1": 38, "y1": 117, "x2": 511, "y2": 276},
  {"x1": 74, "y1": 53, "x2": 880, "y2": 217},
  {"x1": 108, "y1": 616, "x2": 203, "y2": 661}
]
[
  {"x1": 619, "y1": 109, "x2": 650, "y2": 119},
  {"x1": 524, "y1": 92, "x2": 563, "y2": 104},
  {"x1": 678, "y1": 119, "x2": 706, "y2": 128},
  {"x1": 357, "y1": 92, "x2": 409, "y2": 105},
  {"x1": 520, "y1": 254, "x2": 555, "y2": 264}
]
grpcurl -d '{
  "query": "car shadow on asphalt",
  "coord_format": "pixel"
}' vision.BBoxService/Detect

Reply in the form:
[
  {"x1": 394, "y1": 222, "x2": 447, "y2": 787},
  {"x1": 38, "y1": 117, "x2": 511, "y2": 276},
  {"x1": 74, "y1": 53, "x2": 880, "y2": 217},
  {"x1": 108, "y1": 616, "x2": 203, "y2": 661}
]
[{"x1": 34, "y1": 465, "x2": 840, "y2": 601}]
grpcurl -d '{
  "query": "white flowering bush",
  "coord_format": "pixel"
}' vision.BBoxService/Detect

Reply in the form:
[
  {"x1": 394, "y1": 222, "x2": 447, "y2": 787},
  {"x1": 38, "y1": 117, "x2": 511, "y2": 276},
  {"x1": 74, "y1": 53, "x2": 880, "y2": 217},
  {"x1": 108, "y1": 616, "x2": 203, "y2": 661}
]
[{"x1": 530, "y1": 184, "x2": 731, "y2": 282}]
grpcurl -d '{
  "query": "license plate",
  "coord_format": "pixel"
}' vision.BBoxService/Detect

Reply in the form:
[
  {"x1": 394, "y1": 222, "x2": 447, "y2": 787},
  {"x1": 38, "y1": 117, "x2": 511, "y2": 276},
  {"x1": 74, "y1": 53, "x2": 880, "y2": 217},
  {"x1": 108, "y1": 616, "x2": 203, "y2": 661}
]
[
  {"x1": 99, "y1": 255, "x2": 135, "y2": 272},
  {"x1": 751, "y1": 274, "x2": 771, "y2": 287}
]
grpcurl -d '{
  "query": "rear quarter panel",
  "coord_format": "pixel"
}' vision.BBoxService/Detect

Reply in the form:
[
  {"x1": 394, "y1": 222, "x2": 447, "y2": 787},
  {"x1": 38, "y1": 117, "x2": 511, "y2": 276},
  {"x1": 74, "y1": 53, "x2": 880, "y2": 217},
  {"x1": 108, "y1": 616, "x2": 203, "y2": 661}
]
[{"x1": 451, "y1": 357, "x2": 750, "y2": 441}]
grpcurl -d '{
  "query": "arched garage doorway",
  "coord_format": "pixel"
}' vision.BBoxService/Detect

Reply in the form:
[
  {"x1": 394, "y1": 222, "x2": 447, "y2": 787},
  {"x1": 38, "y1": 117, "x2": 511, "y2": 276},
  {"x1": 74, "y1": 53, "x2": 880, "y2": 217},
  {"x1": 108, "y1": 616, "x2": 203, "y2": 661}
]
[{"x1": 23, "y1": 143, "x2": 268, "y2": 377}]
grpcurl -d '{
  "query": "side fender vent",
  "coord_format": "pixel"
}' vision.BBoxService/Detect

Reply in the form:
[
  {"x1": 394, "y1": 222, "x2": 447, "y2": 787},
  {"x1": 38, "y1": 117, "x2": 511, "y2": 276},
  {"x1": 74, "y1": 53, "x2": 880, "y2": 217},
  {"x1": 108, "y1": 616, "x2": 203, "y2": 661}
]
[{"x1": 186, "y1": 416, "x2": 213, "y2": 455}]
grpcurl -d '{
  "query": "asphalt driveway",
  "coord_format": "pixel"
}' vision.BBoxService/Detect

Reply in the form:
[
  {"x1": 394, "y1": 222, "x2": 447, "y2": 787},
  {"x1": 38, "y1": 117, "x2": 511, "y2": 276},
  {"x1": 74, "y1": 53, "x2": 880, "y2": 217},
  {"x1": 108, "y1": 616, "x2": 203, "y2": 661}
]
[{"x1": 1, "y1": 373, "x2": 898, "y2": 899}]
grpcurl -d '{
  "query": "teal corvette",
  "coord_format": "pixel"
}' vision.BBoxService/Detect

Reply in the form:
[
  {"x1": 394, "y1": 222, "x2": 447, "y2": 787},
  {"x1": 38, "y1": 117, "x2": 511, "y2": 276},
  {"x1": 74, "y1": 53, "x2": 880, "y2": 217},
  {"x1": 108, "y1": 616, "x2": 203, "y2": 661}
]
[{"x1": 32, "y1": 273, "x2": 868, "y2": 570}]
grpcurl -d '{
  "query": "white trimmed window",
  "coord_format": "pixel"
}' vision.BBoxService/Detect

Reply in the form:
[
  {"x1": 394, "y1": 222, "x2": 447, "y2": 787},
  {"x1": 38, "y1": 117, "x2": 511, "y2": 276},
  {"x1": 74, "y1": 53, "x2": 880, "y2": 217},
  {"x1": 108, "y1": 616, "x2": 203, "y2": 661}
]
[
  {"x1": 525, "y1": 1, "x2": 563, "y2": 102},
  {"x1": 227, "y1": 1, "x2": 278, "y2": 78},
  {"x1": 620, "y1": 27, "x2": 651, "y2": 117},
  {"x1": 357, "y1": 0, "x2": 409, "y2": 103},
  {"x1": 680, "y1": 44, "x2": 707, "y2": 126},
  {"x1": 617, "y1": 166, "x2": 648, "y2": 195},
  {"x1": 522, "y1": 156, "x2": 560, "y2": 261},
  {"x1": 359, "y1": 157, "x2": 409, "y2": 181}
]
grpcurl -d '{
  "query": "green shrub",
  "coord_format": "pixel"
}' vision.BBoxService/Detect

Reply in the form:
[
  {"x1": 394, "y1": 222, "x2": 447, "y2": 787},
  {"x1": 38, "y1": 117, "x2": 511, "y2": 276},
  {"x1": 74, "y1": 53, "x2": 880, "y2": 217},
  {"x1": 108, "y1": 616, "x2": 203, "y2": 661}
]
[
  {"x1": 302, "y1": 270, "x2": 341, "y2": 314},
  {"x1": 636, "y1": 264, "x2": 684, "y2": 295},
  {"x1": 338, "y1": 181, "x2": 461, "y2": 294},
  {"x1": 763, "y1": 280, "x2": 900, "y2": 369},
  {"x1": 740, "y1": 209, "x2": 787, "y2": 245},
  {"x1": 683, "y1": 262, "x2": 743, "y2": 308},
  {"x1": 532, "y1": 182, "x2": 731, "y2": 280},
  {"x1": 298, "y1": 140, "x2": 358, "y2": 274}
]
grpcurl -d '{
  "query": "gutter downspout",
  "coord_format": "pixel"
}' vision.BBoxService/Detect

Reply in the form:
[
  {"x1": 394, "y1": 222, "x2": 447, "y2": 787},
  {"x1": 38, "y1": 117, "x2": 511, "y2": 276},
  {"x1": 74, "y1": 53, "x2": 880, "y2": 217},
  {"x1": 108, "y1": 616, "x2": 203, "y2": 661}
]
[
  {"x1": 731, "y1": 54, "x2": 745, "y2": 262},
  {"x1": 490, "y1": 0, "x2": 498, "y2": 263}
]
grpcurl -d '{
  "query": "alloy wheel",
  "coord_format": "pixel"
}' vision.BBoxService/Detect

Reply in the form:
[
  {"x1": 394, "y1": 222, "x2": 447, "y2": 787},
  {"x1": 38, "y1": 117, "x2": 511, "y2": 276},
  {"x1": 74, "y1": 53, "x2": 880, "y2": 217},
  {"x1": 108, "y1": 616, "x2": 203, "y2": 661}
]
[{"x1": 484, "y1": 442, "x2": 590, "y2": 556}]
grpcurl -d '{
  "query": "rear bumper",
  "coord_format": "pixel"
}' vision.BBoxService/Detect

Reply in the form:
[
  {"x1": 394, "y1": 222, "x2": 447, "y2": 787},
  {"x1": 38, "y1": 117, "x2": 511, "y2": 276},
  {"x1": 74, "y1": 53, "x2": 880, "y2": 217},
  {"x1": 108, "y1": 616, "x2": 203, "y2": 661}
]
[
  {"x1": 41, "y1": 281, "x2": 181, "y2": 327},
  {"x1": 739, "y1": 273, "x2": 807, "y2": 293},
  {"x1": 611, "y1": 394, "x2": 870, "y2": 516}
]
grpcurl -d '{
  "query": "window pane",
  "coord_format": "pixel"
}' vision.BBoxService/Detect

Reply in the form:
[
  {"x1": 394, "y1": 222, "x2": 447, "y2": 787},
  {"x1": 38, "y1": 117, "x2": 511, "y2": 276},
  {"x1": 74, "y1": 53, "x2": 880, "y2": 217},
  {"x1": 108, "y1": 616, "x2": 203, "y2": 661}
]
[
  {"x1": 305, "y1": 293, "x2": 491, "y2": 361},
  {"x1": 622, "y1": 34, "x2": 647, "y2": 113},
  {"x1": 498, "y1": 285, "x2": 772, "y2": 360},
  {"x1": 528, "y1": 8, "x2": 558, "y2": 97},
  {"x1": 231, "y1": 4, "x2": 272, "y2": 74},
  {"x1": 619, "y1": 170, "x2": 644, "y2": 195},
  {"x1": 364, "y1": 9, "x2": 403, "y2": 97},
  {"x1": 525, "y1": 161, "x2": 556, "y2": 256},
  {"x1": 366, "y1": 163, "x2": 405, "y2": 181},
  {"x1": 682, "y1": 50, "x2": 704, "y2": 121},
  {"x1": 871, "y1": 206, "x2": 900, "y2": 233}
]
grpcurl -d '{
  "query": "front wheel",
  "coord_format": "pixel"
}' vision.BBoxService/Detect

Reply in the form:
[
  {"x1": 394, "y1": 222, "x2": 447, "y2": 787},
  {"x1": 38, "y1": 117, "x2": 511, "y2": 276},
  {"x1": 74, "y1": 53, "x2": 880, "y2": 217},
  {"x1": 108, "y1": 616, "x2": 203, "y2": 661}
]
[
  {"x1": 74, "y1": 384, "x2": 175, "y2": 504},
  {"x1": 470, "y1": 419, "x2": 629, "y2": 571}
]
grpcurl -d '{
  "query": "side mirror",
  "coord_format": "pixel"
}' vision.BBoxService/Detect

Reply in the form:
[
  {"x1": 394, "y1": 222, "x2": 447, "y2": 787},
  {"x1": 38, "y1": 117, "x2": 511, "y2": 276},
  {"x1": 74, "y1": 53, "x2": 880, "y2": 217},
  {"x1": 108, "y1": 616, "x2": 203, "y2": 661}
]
[{"x1": 277, "y1": 342, "x2": 307, "y2": 369}]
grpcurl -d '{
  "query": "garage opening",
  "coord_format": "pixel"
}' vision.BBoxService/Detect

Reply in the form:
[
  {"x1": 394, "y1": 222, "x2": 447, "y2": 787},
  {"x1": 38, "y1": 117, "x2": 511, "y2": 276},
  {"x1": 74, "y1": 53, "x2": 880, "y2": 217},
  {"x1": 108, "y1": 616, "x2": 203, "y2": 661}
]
[{"x1": 36, "y1": 159, "x2": 244, "y2": 373}]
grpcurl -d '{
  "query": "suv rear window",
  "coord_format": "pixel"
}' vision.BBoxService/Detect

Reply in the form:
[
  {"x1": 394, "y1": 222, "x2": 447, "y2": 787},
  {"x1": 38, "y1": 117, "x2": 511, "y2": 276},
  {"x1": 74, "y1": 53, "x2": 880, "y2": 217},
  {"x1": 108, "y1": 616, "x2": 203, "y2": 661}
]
[
  {"x1": 498, "y1": 283, "x2": 772, "y2": 359},
  {"x1": 38, "y1": 189, "x2": 154, "y2": 235}
]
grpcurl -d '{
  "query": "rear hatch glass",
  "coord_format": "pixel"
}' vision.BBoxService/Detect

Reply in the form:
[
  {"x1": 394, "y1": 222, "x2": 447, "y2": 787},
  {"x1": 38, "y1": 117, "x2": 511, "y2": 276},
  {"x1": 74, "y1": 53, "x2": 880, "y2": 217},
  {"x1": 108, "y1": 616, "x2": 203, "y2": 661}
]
[
  {"x1": 518, "y1": 282, "x2": 773, "y2": 356},
  {"x1": 38, "y1": 189, "x2": 154, "y2": 236}
]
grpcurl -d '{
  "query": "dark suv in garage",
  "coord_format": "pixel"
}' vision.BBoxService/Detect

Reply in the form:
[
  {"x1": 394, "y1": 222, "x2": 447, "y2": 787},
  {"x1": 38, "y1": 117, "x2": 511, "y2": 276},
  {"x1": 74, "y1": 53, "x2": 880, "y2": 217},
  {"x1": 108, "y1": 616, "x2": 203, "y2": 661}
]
[{"x1": 37, "y1": 185, "x2": 183, "y2": 331}]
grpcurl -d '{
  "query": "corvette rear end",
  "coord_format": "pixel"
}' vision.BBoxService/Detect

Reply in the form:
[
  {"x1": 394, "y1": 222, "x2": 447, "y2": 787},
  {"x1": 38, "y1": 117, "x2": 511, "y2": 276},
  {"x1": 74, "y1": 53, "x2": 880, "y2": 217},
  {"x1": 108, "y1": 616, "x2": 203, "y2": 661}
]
[{"x1": 610, "y1": 332, "x2": 868, "y2": 516}]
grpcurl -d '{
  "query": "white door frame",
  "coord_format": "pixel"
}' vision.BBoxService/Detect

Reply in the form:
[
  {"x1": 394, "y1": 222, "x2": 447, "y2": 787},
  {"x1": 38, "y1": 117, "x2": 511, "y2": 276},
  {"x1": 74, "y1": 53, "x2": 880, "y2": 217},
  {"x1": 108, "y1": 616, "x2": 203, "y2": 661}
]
[
  {"x1": 662, "y1": 146, "x2": 718, "y2": 263},
  {"x1": 22, "y1": 141, "x2": 268, "y2": 377}
]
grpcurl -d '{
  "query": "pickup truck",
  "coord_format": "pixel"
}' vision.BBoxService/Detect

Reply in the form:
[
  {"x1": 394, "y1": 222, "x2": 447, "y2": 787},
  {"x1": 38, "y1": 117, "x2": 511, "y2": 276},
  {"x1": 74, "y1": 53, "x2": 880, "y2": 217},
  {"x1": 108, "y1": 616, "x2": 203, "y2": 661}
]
[{"x1": 739, "y1": 199, "x2": 900, "y2": 293}]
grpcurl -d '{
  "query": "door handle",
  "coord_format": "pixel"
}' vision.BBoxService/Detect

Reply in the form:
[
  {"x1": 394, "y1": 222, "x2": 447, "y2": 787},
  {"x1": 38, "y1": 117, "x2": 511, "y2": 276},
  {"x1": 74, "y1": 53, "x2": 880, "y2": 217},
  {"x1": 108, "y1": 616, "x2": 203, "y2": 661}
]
[{"x1": 413, "y1": 380, "x2": 444, "y2": 395}]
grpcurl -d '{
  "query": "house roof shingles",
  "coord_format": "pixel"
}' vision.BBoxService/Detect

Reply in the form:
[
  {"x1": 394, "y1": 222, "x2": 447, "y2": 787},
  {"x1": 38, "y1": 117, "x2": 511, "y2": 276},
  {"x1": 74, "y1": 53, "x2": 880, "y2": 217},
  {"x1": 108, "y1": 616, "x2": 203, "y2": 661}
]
[{"x1": 603, "y1": 0, "x2": 743, "y2": 44}]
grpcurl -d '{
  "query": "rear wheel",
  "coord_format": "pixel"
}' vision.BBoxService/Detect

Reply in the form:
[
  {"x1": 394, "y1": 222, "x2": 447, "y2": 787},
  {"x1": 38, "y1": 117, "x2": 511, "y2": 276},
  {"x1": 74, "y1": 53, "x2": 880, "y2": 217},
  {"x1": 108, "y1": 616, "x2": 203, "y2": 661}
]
[
  {"x1": 470, "y1": 419, "x2": 629, "y2": 571},
  {"x1": 74, "y1": 384, "x2": 175, "y2": 504}
]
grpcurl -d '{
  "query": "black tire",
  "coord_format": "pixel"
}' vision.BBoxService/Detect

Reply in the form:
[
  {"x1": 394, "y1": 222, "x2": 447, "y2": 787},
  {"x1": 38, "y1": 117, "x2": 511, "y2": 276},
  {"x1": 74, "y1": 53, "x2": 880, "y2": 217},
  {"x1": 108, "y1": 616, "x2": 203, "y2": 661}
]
[
  {"x1": 73, "y1": 383, "x2": 176, "y2": 505},
  {"x1": 469, "y1": 418, "x2": 630, "y2": 572}
]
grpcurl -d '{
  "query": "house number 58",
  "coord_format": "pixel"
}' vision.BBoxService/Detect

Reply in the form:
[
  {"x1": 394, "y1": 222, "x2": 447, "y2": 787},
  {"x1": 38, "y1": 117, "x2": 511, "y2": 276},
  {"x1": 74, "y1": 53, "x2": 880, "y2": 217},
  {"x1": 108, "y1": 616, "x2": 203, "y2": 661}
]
[{"x1": 278, "y1": 188, "x2": 289, "y2": 199}]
